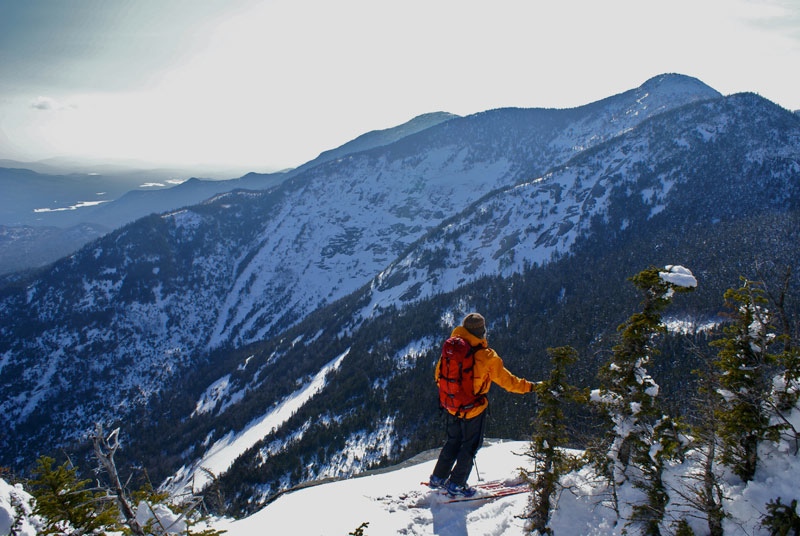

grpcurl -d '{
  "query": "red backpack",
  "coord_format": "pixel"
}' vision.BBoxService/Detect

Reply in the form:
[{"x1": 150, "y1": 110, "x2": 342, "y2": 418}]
[{"x1": 438, "y1": 336, "x2": 484, "y2": 416}]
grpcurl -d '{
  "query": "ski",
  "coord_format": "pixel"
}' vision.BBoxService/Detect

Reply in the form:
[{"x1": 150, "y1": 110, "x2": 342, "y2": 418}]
[
  {"x1": 421, "y1": 479, "x2": 528, "y2": 503},
  {"x1": 444, "y1": 481, "x2": 528, "y2": 503}
]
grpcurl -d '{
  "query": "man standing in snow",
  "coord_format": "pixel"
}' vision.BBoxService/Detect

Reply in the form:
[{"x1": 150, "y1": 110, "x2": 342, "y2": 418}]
[{"x1": 430, "y1": 312, "x2": 537, "y2": 497}]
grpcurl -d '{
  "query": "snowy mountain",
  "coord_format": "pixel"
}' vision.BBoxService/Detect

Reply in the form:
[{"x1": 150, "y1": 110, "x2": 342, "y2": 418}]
[
  {"x1": 362, "y1": 92, "x2": 800, "y2": 313},
  {"x1": 0, "y1": 112, "x2": 458, "y2": 275},
  {"x1": 1, "y1": 74, "x2": 798, "y2": 521},
  {"x1": 0, "y1": 223, "x2": 110, "y2": 275}
]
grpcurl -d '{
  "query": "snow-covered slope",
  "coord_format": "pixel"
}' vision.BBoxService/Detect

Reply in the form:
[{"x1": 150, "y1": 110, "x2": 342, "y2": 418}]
[
  {"x1": 221, "y1": 440, "x2": 533, "y2": 536},
  {"x1": 164, "y1": 348, "x2": 350, "y2": 494},
  {"x1": 6, "y1": 434, "x2": 800, "y2": 535},
  {"x1": 212, "y1": 382, "x2": 800, "y2": 535},
  {"x1": 362, "y1": 92, "x2": 800, "y2": 315},
  {"x1": 0, "y1": 74, "x2": 724, "y2": 464},
  {"x1": 219, "y1": 403, "x2": 800, "y2": 536},
  {"x1": 0, "y1": 112, "x2": 454, "y2": 273},
  {"x1": 203, "y1": 74, "x2": 721, "y2": 348}
]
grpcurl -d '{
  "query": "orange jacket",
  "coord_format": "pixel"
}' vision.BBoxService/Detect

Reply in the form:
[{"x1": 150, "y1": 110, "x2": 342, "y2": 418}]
[{"x1": 435, "y1": 325, "x2": 534, "y2": 419}]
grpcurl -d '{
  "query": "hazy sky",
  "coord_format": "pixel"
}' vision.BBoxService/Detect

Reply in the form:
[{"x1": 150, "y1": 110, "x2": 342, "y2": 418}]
[{"x1": 0, "y1": 0, "x2": 798, "y2": 173}]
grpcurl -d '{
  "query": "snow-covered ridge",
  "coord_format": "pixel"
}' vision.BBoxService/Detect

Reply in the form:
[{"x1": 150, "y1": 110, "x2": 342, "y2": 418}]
[
  {"x1": 164, "y1": 348, "x2": 349, "y2": 494},
  {"x1": 0, "y1": 73, "x2": 793, "y2": 473},
  {"x1": 360, "y1": 95, "x2": 796, "y2": 319}
]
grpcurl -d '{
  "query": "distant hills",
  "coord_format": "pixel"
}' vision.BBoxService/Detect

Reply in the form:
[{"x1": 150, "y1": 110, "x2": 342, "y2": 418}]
[{"x1": 0, "y1": 112, "x2": 460, "y2": 274}]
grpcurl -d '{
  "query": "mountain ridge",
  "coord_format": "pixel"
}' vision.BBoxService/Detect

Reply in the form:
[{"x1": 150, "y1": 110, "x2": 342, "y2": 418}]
[
  {"x1": 1, "y1": 75, "x2": 796, "y2": 510},
  {"x1": 137, "y1": 88, "x2": 798, "y2": 511},
  {"x1": 0, "y1": 112, "x2": 464, "y2": 274}
]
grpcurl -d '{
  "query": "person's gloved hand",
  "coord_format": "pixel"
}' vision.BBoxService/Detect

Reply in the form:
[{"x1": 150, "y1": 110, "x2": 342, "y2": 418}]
[{"x1": 530, "y1": 381, "x2": 545, "y2": 394}]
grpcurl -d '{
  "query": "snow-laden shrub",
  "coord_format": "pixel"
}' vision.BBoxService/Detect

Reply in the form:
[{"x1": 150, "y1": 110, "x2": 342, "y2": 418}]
[{"x1": 0, "y1": 477, "x2": 39, "y2": 536}]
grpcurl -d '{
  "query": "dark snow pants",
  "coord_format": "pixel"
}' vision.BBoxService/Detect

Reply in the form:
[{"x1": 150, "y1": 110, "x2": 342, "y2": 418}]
[{"x1": 431, "y1": 410, "x2": 487, "y2": 486}]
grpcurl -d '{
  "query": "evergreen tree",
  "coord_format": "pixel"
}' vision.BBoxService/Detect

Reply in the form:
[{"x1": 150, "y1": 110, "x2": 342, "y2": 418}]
[
  {"x1": 765, "y1": 268, "x2": 800, "y2": 444},
  {"x1": 523, "y1": 346, "x2": 586, "y2": 535},
  {"x1": 676, "y1": 272, "x2": 797, "y2": 534},
  {"x1": 26, "y1": 426, "x2": 226, "y2": 536},
  {"x1": 672, "y1": 518, "x2": 696, "y2": 536},
  {"x1": 684, "y1": 360, "x2": 726, "y2": 536},
  {"x1": 711, "y1": 279, "x2": 781, "y2": 482},
  {"x1": 589, "y1": 266, "x2": 695, "y2": 535},
  {"x1": 762, "y1": 498, "x2": 800, "y2": 536},
  {"x1": 29, "y1": 456, "x2": 122, "y2": 535}
]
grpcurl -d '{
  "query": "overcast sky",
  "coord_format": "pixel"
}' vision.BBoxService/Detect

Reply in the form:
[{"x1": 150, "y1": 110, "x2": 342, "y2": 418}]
[{"x1": 0, "y1": 0, "x2": 798, "y2": 174}]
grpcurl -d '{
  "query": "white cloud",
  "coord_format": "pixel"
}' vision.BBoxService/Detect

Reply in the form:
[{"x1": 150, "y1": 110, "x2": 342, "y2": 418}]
[
  {"x1": 30, "y1": 96, "x2": 57, "y2": 110},
  {"x1": 3, "y1": 0, "x2": 798, "y2": 169},
  {"x1": 30, "y1": 96, "x2": 77, "y2": 112}
]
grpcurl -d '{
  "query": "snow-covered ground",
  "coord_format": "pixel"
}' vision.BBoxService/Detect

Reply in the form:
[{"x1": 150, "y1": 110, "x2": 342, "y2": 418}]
[
  {"x1": 215, "y1": 431, "x2": 800, "y2": 536},
  {"x1": 218, "y1": 440, "x2": 536, "y2": 536},
  {"x1": 4, "y1": 435, "x2": 800, "y2": 535}
]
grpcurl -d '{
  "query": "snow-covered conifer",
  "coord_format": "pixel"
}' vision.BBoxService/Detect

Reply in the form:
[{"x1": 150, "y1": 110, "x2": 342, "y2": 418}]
[
  {"x1": 589, "y1": 265, "x2": 695, "y2": 534},
  {"x1": 29, "y1": 455, "x2": 122, "y2": 535},
  {"x1": 712, "y1": 279, "x2": 785, "y2": 482},
  {"x1": 524, "y1": 346, "x2": 586, "y2": 534},
  {"x1": 681, "y1": 360, "x2": 725, "y2": 536}
]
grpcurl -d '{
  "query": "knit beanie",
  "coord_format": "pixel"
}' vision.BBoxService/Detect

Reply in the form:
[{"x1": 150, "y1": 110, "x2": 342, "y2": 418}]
[{"x1": 462, "y1": 313, "x2": 486, "y2": 338}]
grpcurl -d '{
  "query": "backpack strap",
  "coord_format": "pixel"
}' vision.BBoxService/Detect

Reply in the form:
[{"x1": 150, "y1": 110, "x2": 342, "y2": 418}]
[{"x1": 438, "y1": 343, "x2": 479, "y2": 381}]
